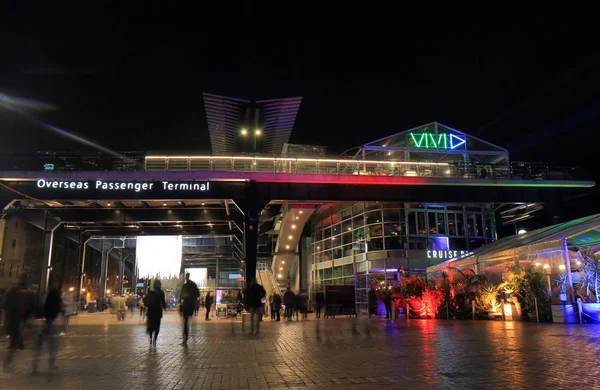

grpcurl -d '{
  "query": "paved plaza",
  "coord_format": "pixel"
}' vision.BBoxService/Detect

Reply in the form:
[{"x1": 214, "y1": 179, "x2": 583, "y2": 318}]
[{"x1": 1, "y1": 312, "x2": 599, "y2": 389}]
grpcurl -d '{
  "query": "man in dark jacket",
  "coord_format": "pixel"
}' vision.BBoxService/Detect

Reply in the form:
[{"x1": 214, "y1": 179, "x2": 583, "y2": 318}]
[
  {"x1": 2, "y1": 273, "x2": 36, "y2": 372},
  {"x1": 245, "y1": 281, "x2": 266, "y2": 334},
  {"x1": 204, "y1": 291, "x2": 214, "y2": 321},
  {"x1": 272, "y1": 292, "x2": 282, "y2": 321},
  {"x1": 145, "y1": 280, "x2": 167, "y2": 347},
  {"x1": 315, "y1": 291, "x2": 325, "y2": 318},
  {"x1": 283, "y1": 287, "x2": 295, "y2": 321},
  {"x1": 180, "y1": 273, "x2": 200, "y2": 344},
  {"x1": 32, "y1": 279, "x2": 62, "y2": 373}
]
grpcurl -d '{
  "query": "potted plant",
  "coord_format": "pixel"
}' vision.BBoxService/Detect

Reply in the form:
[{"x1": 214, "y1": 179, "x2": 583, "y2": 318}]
[
  {"x1": 555, "y1": 274, "x2": 568, "y2": 302},
  {"x1": 576, "y1": 249, "x2": 600, "y2": 323}
]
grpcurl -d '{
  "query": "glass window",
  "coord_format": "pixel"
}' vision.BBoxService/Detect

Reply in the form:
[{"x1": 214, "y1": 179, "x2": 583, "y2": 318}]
[
  {"x1": 409, "y1": 238, "x2": 427, "y2": 250},
  {"x1": 367, "y1": 238, "x2": 384, "y2": 251},
  {"x1": 343, "y1": 244, "x2": 354, "y2": 257},
  {"x1": 356, "y1": 274, "x2": 367, "y2": 289},
  {"x1": 333, "y1": 248, "x2": 343, "y2": 259},
  {"x1": 408, "y1": 211, "x2": 416, "y2": 235},
  {"x1": 352, "y1": 215, "x2": 364, "y2": 229},
  {"x1": 428, "y1": 212, "x2": 437, "y2": 234},
  {"x1": 467, "y1": 214, "x2": 476, "y2": 236},
  {"x1": 323, "y1": 250, "x2": 333, "y2": 262},
  {"x1": 383, "y1": 209, "x2": 401, "y2": 222},
  {"x1": 332, "y1": 236, "x2": 342, "y2": 248},
  {"x1": 333, "y1": 266, "x2": 343, "y2": 278},
  {"x1": 475, "y1": 214, "x2": 484, "y2": 236},
  {"x1": 364, "y1": 202, "x2": 380, "y2": 211},
  {"x1": 343, "y1": 264, "x2": 354, "y2": 276},
  {"x1": 469, "y1": 238, "x2": 486, "y2": 250},
  {"x1": 324, "y1": 227, "x2": 332, "y2": 239},
  {"x1": 437, "y1": 213, "x2": 446, "y2": 235},
  {"x1": 450, "y1": 237, "x2": 467, "y2": 251},
  {"x1": 484, "y1": 212, "x2": 494, "y2": 238},
  {"x1": 448, "y1": 213, "x2": 457, "y2": 236},
  {"x1": 323, "y1": 267, "x2": 332, "y2": 279},
  {"x1": 344, "y1": 277, "x2": 354, "y2": 285},
  {"x1": 342, "y1": 232, "x2": 353, "y2": 245},
  {"x1": 354, "y1": 227, "x2": 365, "y2": 241},
  {"x1": 342, "y1": 219, "x2": 352, "y2": 233},
  {"x1": 332, "y1": 223, "x2": 342, "y2": 236},
  {"x1": 365, "y1": 210, "x2": 381, "y2": 225},
  {"x1": 323, "y1": 239, "x2": 332, "y2": 250},
  {"x1": 341, "y1": 208, "x2": 352, "y2": 220},
  {"x1": 367, "y1": 224, "x2": 383, "y2": 238},
  {"x1": 456, "y1": 213, "x2": 465, "y2": 236},
  {"x1": 352, "y1": 203, "x2": 364, "y2": 214},
  {"x1": 417, "y1": 212, "x2": 426, "y2": 235},
  {"x1": 384, "y1": 223, "x2": 401, "y2": 236},
  {"x1": 385, "y1": 237, "x2": 404, "y2": 250}
]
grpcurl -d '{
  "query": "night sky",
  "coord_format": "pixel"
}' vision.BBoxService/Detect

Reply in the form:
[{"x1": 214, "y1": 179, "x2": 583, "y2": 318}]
[{"x1": 0, "y1": 7, "x2": 598, "y2": 215}]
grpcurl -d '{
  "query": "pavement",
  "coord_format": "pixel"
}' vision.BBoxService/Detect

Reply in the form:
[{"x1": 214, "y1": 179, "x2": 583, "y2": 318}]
[{"x1": 1, "y1": 312, "x2": 600, "y2": 389}]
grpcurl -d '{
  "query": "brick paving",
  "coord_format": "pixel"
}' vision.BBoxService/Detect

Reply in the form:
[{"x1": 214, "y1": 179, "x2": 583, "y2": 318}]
[{"x1": 2, "y1": 312, "x2": 600, "y2": 389}]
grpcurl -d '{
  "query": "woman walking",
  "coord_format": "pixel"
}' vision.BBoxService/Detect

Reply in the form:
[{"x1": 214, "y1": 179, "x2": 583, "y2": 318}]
[{"x1": 144, "y1": 280, "x2": 166, "y2": 348}]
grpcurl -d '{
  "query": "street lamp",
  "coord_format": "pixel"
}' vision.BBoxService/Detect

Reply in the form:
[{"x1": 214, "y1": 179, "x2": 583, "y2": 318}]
[{"x1": 241, "y1": 128, "x2": 262, "y2": 152}]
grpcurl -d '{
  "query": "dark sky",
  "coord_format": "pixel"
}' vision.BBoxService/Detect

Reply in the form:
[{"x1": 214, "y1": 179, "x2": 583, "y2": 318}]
[{"x1": 0, "y1": 7, "x2": 598, "y2": 172}]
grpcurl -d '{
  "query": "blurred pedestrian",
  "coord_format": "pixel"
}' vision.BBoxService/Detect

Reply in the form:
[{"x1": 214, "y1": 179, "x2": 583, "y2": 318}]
[
  {"x1": 144, "y1": 280, "x2": 166, "y2": 348},
  {"x1": 368, "y1": 286, "x2": 377, "y2": 319},
  {"x1": 272, "y1": 292, "x2": 282, "y2": 321},
  {"x1": 204, "y1": 291, "x2": 214, "y2": 321},
  {"x1": 32, "y1": 278, "x2": 62, "y2": 374},
  {"x1": 269, "y1": 291, "x2": 275, "y2": 320},
  {"x1": 180, "y1": 273, "x2": 199, "y2": 344},
  {"x1": 126, "y1": 294, "x2": 136, "y2": 318},
  {"x1": 245, "y1": 280, "x2": 266, "y2": 334},
  {"x1": 283, "y1": 287, "x2": 295, "y2": 321},
  {"x1": 315, "y1": 291, "x2": 325, "y2": 318},
  {"x1": 139, "y1": 295, "x2": 146, "y2": 322},
  {"x1": 384, "y1": 287, "x2": 392, "y2": 320},
  {"x1": 299, "y1": 289, "x2": 309, "y2": 320},
  {"x1": 2, "y1": 273, "x2": 36, "y2": 372}
]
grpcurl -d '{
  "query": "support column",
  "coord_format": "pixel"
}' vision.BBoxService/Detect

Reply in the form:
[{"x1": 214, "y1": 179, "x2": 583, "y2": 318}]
[
  {"x1": 245, "y1": 216, "x2": 258, "y2": 286},
  {"x1": 78, "y1": 237, "x2": 91, "y2": 304},
  {"x1": 563, "y1": 237, "x2": 576, "y2": 303},
  {"x1": 118, "y1": 250, "x2": 124, "y2": 294},
  {"x1": 98, "y1": 241, "x2": 108, "y2": 300},
  {"x1": 38, "y1": 212, "x2": 61, "y2": 304}
]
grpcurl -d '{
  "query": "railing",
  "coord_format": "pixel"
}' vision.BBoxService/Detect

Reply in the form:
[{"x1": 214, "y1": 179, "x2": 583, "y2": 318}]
[
  {"x1": 145, "y1": 156, "x2": 583, "y2": 181},
  {"x1": 0, "y1": 152, "x2": 584, "y2": 182}
]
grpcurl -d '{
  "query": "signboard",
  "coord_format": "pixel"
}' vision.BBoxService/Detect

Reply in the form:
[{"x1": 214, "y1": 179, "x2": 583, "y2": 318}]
[
  {"x1": 409, "y1": 132, "x2": 466, "y2": 150},
  {"x1": 216, "y1": 303, "x2": 227, "y2": 319},
  {"x1": 35, "y1": 179, "x2": 210, "y2": 193},
  {"x1": 426, "y1": 249, "x2": 469, "y2": 260}
]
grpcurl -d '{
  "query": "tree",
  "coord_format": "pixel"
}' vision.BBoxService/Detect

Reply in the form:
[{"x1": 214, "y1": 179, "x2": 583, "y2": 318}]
[{"x1": 578, "y1": 250, "x2": 600, "y2": 303}]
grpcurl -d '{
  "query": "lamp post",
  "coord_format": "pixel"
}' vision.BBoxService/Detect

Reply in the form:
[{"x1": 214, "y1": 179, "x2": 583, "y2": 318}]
[{"x1": 241, "y1": 128, "x2": 262, "y2": 153}]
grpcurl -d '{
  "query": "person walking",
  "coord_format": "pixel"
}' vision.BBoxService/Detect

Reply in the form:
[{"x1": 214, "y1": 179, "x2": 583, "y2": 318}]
[
  {"x1": 299, "y1": 289, "x2": 309, "y2": 320},
  {"x1": 269, "y1": 292, "x2": 275, "y2": 320},
  {"x1": 139, "y1": 295, "x2": 146, "y2": 322},
  {"x1": 383, "y1": 287, "x2": 393, "y2": 320},
  {"x1": 2, "y1": 273, "x2": 36, "y2": 372},
  {"x1": 283, "y1": 287, "x2": 295, "y2": 321},
  {"x1": 272, "y1": 292, "x2": 282, "y2": 321},
  {"x1": 204, "y1": 291, "x2": 214, "y2": 321},
  {"x1": 245, "y1": 280, "x2": 266, "y2": 334},
  {"x1": 180, "y1": 273, "x2": 200, "y2": 344},
  {"x1": 144, "y1": 280, "x2": 166, "y2": 348},
  {"x1": 32, "y1": 278, "x2": 62, "y2": 374},
  {"x1": 315, "y1": 291, "x2": 325, "y2": 318},
  {"x1": 368, "y1": 286, "x2": 378, "y2": 319}
]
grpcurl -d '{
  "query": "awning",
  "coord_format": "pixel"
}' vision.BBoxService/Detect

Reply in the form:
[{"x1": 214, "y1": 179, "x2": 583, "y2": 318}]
[{"x1": 427, "y1": 213, "x2": 600, "y2": 273}]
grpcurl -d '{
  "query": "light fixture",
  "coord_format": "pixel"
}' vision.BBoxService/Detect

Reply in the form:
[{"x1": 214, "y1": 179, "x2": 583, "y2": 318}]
[
  {"x1": 518, "y1": 229, "x2": 527, "y2": 235},
  {"x1": 288, "y1": 235, "x2": 293, "y2": 240},
  {"x1": 81, "y1": 288, "x2": 86, "y2": 292},
  {"x1": 559, "y1": 264, "x2": 566, "y2": 270},
  {"x1": 296, "y1": 216, "x2": 300, "y2": 220},
  {"x1": 445, "y1": 170, "x2": 451, "y2": 174},
  {"x1": 535, "y1": 263, "x2": 541, "y2": 267},
  {"x1": 285, "y1": 245, "x2": 290, "y2": 249},
  {"x1": 317, "y1": 246, "x2": 320, "y2": 250},
  {"x1": 163, "y1": 202, "x2": 167, "y2": 206},
  {"x1": 348, "y1": 227, "x2": 352, "y2": 231},
  {"x1": 299, "y1": 210, "x2": 303, "y2": 214},
  {"x1": 106, "y1": 289, "x2": 111, "y2": 294},
  {"x1": 241, "y1": 128, "x2": 248, "y2": 136},
  {"x1": 201, "y1": 202, "x2": 205, "y2": 206},
  {"x1": 255, "y1": 129, "x2": 261, "y2": 136},
  {"x1": 543, "y1": 264, "x2": 549, "y2": 269},
  {"x1": 291, "y1": 224, "x2": 296, "y2": 229},
  {"x1": 576, "y1": 260, "x2": 582, "y2": 265},
  {"x1": 69, "y1": 286, "x2": 75, "y2": 292},
  {"x1": 107, "y1": 202, "x2": 112, "y2": 206},
  {"x1": 282, "y1": 260, "x2": 285, "y2": 264},
  {"x1": 279, "y1": 268, "x2": 283, "y2": 271}
]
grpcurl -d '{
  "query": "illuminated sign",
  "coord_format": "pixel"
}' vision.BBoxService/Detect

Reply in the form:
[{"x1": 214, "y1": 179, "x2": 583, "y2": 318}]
[
  {"x1": 36, "y1": 179, "x2": 210, "y2": 193},
  {"x1": 409, "y1": 132, "x2": 466, "y2": 150},
  {"x1": 426, "y1": 250, "x2": 468, "y2": 260}
]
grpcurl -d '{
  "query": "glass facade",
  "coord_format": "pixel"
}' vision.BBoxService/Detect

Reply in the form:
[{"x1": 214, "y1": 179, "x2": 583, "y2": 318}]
[{"x1": 310, "y1": 202, "x2": 495, "y2": 313}]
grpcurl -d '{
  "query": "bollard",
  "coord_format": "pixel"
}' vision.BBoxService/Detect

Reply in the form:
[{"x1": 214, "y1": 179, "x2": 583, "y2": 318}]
[
  {"x1": 472, "y1": 300, "x2": 475, "y2": 321},
  {"x1": 534, "y1": 297, "x2": 539, "y2": 323}
]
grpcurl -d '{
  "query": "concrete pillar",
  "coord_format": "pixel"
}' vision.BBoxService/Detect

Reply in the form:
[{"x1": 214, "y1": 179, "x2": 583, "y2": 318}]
[
  {"x1": 118, "y1": 250, "x2": 124, "y2": 294},
  {"x1": 38, "y1": 212, "x2": 61, "y2": 303},
  {"x1": 245, "y1": 216, "x2": 258, "y2": 286},
  {"x1": 98, "y1": 241, "x2": 109, "y2": 299}
]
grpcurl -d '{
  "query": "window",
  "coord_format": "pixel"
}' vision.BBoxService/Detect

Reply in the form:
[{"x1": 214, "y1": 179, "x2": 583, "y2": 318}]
[
  {"x1": 384, "y1": 223, "x2": 401, "y2": 236},
  {"x1": 9, "y1": 264, "x2": 13, "y2": 278},
  {"x1": 323, "y1": 267, "x2": 332, "y2": 279},
  {"x1": 367, "y1": 238, "x2": 384, "y2": 251},
  {"x1": 417, "y1": 212, "x2": 426, "y2": 235},
  {"x1": 342, "y1": 232, "x2": 353, "y2": 245},
  {"x1": 409, "y1": 238, "x2": 427, "y2": 250},
  {"x1": 467, "y1": 214, "x2": 476, "y2": 236},
  {"x1": 343, "y1": 264, "x2": 353, "y2": 277},
  {"x1": 352, "y1": 215, "x2": 364, "y2": 229},
  {"x1": 475, "y1": 214, "x2": 484, "y2": 236},
  {"x1": 365, "y1": 210, "x2": 381, "y2": 225},
  {"x1": 448, "y1": 213, "x2": 457, "y2": 236},
  {"x1": 456, "y1": 213, "x2": 465, "y2": 236},
  {"x1": 383, "y1": 209, "x2": 401, "y2": 222},
  {"x1": 437, "y1": 213, "x2": 446, "y2": 235},
  {"x1": 11, "y1": 239, "x2": 16, "y2": 249},
  {"x1": 428, "y1": 212, "x2": 437, "y2": 234},
  {"x1": 384, "y1": 237, "x2": 405, "y2": 250},
  {"x1": 408, "y1": 211, "x2": 416, "y2": 235}
]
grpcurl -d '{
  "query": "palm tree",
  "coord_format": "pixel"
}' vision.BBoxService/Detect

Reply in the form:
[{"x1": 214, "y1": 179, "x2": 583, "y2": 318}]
[{"x1": 578, "y1": 250, "x2": 600, "y2": 303}]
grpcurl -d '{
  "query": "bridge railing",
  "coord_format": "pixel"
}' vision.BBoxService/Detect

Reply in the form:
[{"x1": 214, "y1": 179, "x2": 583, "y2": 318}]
[{"x1": 144, "y1": 156, "x2": 581, "y2": 181}]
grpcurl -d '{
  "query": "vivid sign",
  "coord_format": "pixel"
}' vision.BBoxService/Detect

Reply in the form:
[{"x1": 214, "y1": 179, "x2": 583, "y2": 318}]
[
  {"x1": 409, "y1": 132, "x2": 466, "y2": 150},
  {"x1": 36, "y1": 179, "x2": 210, "y2": 193}
]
